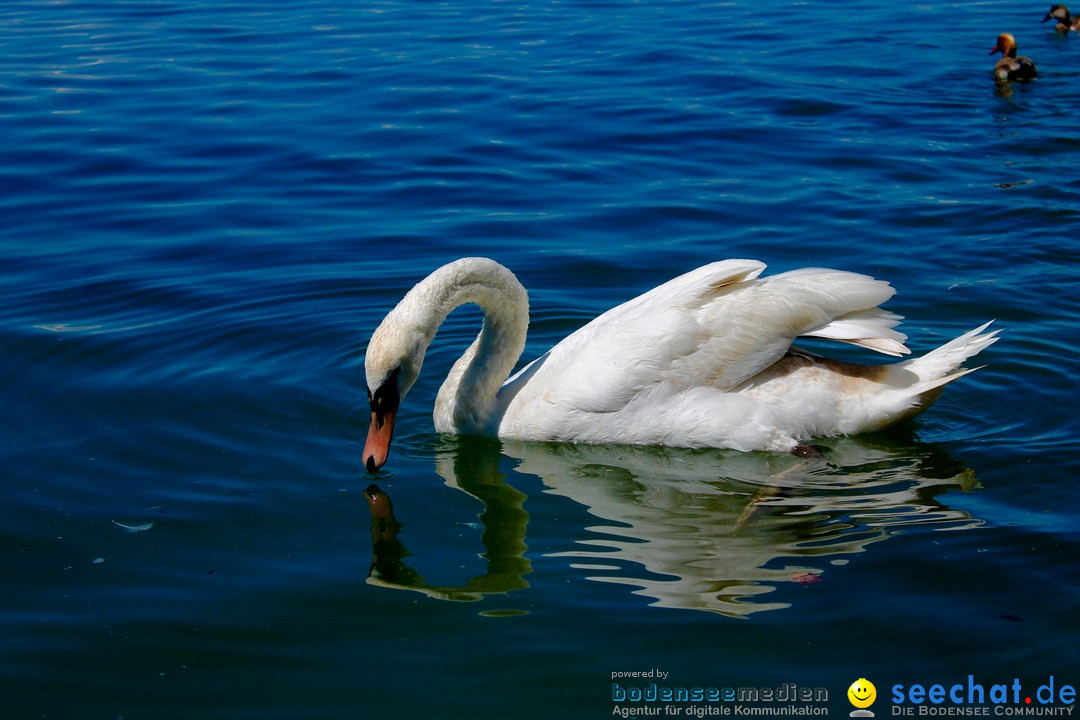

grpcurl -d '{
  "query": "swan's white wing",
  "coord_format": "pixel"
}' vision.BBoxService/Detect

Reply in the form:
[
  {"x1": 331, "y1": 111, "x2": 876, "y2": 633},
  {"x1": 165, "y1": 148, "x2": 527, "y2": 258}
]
[
  {"x1": 508, "y1": 260, "x2": 765, "y2": 413},
  {"x1": 498, "y1": 260, "x2": 909, "y2": 435}
]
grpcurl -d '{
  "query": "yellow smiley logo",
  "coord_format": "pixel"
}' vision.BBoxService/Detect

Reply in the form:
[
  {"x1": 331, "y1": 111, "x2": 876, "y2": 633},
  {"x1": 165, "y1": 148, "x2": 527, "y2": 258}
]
[{"x1": 848, "y1": 678, "x2": 877, "y2": 709}]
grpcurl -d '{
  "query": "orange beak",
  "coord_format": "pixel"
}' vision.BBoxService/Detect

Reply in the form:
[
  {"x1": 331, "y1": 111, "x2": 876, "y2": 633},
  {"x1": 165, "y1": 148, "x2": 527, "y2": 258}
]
[{"x1": 363, "y1": 407, "x2": 396, "y2": 473}]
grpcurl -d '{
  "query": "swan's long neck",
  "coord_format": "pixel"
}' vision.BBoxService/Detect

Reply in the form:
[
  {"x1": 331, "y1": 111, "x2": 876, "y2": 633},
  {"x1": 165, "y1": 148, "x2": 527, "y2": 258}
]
[{"x1": 377, "y1": 258, "x2": 529, "y2": 435}]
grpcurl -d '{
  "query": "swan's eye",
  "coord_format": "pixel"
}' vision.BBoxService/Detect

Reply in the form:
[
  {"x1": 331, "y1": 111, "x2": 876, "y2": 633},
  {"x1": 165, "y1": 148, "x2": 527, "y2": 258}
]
[{"x1": 368, "y1": 367, "x2": 402, "y2": 424}]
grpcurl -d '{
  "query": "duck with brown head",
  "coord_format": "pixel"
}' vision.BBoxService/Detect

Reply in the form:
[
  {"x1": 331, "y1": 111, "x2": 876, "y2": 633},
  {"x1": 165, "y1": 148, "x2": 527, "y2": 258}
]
[
  {"x1": 1043, "y1": 5, "x2": 1080, "y2": 32},
  {"x1": 990, "y1": 33, "x2": 1038, "y2": 82}
]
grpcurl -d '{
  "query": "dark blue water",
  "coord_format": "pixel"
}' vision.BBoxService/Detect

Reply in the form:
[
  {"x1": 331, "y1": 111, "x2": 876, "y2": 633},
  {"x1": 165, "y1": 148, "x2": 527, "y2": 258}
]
[{"x1": 2, "y1": 1, "x2": 1079, "y2": 718}]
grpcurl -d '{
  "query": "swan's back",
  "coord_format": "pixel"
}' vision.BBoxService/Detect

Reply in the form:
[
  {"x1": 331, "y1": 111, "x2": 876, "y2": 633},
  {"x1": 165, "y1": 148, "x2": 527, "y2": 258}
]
[{"x1": 494, "y1": 260, "x2": 959, "y2": 451}]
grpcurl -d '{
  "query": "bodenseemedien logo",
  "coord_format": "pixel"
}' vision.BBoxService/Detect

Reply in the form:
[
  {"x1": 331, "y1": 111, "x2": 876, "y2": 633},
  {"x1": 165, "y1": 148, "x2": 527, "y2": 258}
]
[{"x1": 849, "y1": 678, "x2": 877, "y2": 717}]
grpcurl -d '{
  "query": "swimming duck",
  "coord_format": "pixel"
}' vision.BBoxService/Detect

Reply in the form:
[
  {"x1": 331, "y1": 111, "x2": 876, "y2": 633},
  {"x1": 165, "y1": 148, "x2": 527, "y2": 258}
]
[
  {"x1": 361, "y1": 258, "x2": 998, "y2": 471},
  {"x1": 1042, "y1": 5, "x2": 1080, "y2": 32},
  {"x1": 990, "y1": 33, "x2": 1038, "y2": 81}
]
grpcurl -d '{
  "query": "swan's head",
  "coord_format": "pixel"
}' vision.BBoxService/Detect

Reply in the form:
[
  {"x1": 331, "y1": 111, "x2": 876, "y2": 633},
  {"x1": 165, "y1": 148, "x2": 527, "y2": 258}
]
[
  {"x1": 362, "y1": 317, "x2": 425, "y2": 472},
  {"x1": 360, "y1": 257, "x2": 529, "y2": 472}
]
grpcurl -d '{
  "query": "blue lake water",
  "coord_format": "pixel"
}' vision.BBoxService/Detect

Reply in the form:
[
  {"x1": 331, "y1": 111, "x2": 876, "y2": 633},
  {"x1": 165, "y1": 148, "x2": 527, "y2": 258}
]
[{"x1": 2, "y1": 1, "x2": 1079, "y2": 718}]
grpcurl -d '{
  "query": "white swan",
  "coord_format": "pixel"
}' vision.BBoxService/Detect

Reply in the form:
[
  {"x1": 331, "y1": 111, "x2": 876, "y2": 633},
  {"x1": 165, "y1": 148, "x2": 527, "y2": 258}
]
[{"x1": 362, "y1": 257, "x2": 998, "y2": 471}]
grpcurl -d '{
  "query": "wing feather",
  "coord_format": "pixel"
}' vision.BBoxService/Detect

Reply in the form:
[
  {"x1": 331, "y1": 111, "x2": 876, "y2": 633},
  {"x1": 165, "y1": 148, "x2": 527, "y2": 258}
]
[{"x1": 500, "y1": 260, "x2": 911, "y2": 426}]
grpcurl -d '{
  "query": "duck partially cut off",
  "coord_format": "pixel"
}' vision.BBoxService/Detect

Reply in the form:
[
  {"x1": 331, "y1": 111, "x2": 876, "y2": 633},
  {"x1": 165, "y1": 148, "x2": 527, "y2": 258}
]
[{"x1": 1042, "y1": 5, "x2": 1080, "y2": 32}]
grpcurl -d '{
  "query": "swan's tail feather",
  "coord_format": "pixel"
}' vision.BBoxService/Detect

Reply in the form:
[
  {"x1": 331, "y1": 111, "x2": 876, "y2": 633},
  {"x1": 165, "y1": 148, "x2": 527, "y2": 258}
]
[
  {"x1": 901, "y1": 321, "x2": 1000, "y2": 385},
  {"x1": 865, "y1": 323, "x2": 998, "y2": 428},
  {"x1": 906, "y1": 365, "x2": 982, "y2": 399}
]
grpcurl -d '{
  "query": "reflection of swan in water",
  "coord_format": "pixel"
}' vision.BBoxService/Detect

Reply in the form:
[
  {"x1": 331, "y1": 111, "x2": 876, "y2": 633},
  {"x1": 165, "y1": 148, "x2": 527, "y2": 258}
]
[
  {"x1": 363, "y1": 438, "x2": 533, "y2": 604},
  {"x1": 510, "y1": 437, "x2": 981, "y2": 616},
  {"x1": 362, "y1": 435, "x2": 982, "y2": 616}
]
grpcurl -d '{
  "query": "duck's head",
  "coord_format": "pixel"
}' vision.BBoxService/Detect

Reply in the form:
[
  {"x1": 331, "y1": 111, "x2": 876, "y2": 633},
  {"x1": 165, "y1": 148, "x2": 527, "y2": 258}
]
[
  {"x1": 990, "y1": 33, "x2": 1018, "y2": 57},
  {"x1": 1042, "y1": 4, "x2": 1070, "y2": 23}
]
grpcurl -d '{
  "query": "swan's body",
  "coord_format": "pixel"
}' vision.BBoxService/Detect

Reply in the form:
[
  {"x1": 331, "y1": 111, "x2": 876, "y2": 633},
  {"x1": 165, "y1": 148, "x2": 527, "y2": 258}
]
[
  {"x1": 362, "y1": 258, "x2": 997, "y2": 471},
  {"x1": 990, "y1": 33, "x2": 1038, "y2": 82},
  {"x1": 1043, "y1": 5, "x2": 1080, "y2": 32}
]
